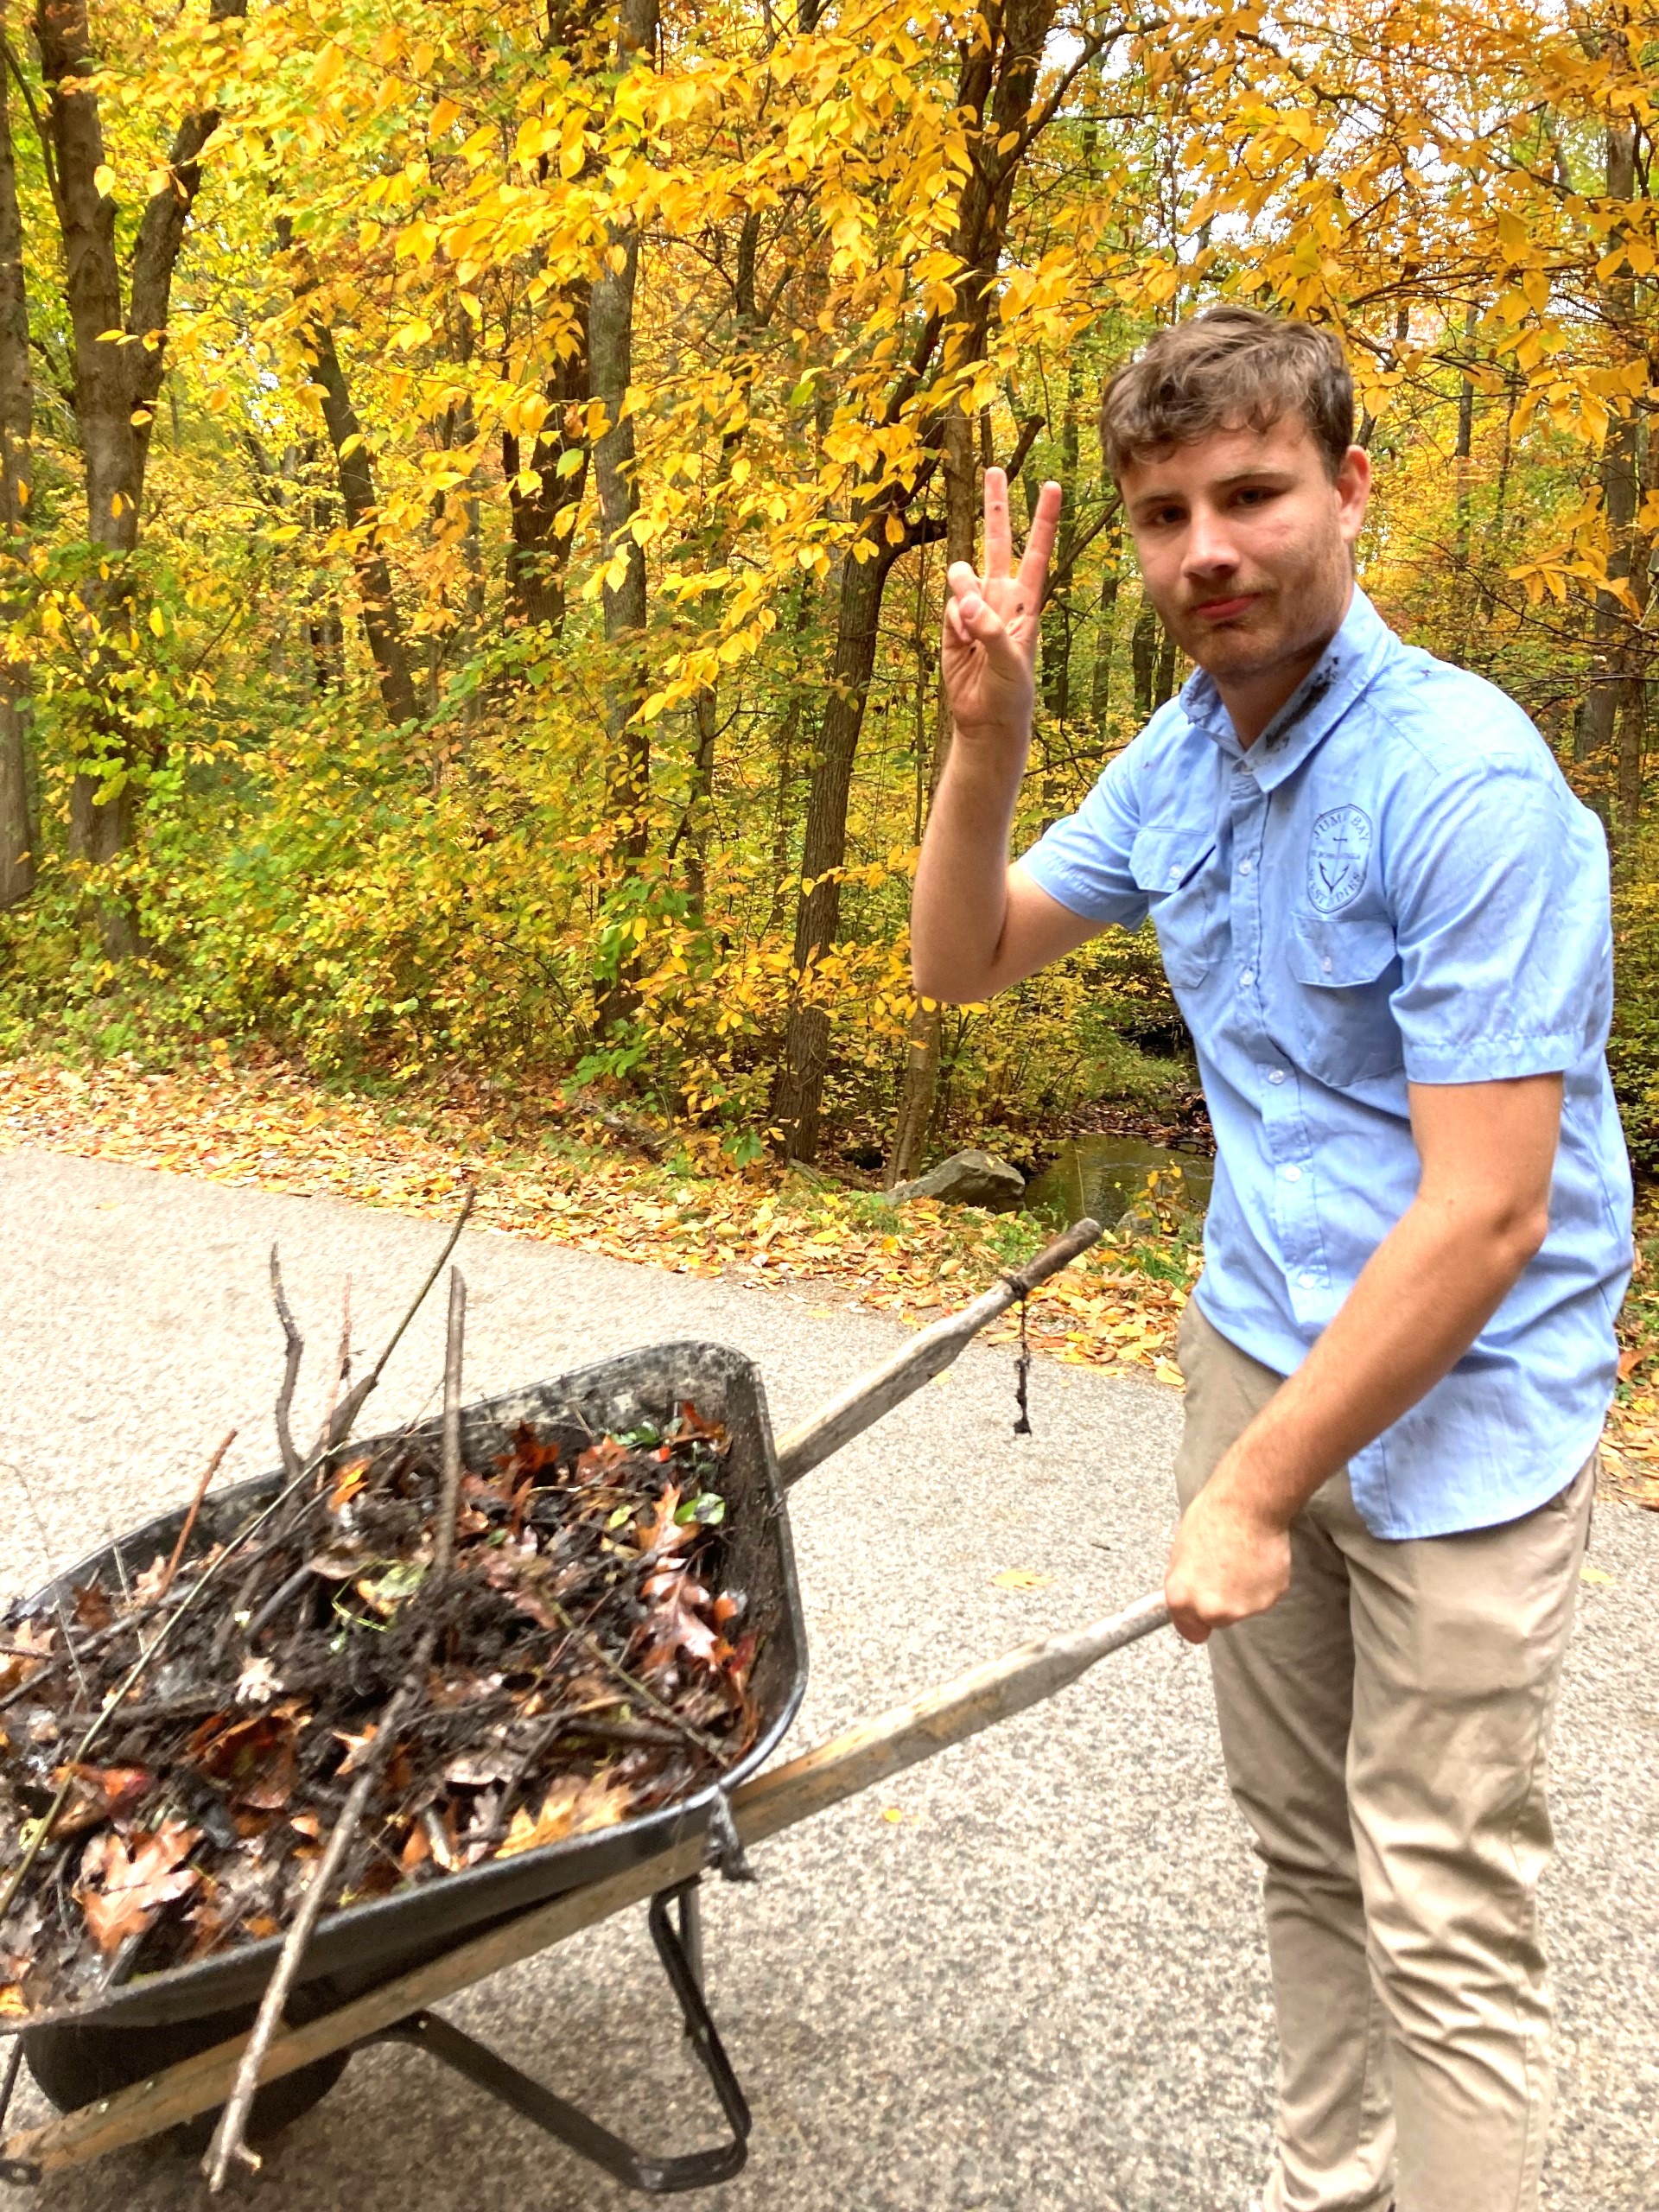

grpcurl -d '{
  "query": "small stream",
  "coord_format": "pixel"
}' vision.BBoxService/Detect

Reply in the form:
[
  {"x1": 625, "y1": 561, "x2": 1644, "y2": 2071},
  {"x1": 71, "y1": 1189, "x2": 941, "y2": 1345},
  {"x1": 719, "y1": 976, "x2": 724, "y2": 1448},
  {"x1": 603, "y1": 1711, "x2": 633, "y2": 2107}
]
[{"x1": 1023, "y1": 1135, "x2": 1214, "y2": 1232}]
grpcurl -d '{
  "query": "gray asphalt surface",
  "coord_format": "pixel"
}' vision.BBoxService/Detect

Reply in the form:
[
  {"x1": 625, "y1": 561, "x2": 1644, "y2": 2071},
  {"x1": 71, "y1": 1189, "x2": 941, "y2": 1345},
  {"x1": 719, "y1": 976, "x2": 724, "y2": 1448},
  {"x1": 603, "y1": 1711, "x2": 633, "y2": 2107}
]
[{"x1": 0, "y1": 1147, "x2": 1653, "y2": 2212}]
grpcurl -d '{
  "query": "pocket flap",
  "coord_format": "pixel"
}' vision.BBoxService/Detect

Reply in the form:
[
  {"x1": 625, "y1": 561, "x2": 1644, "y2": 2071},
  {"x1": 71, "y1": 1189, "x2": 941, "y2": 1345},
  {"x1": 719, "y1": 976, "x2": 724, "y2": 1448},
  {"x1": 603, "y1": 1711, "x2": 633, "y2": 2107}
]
[
  {"x1": 1289, "y1": 910, "x2": 1398, "y2": 988},
  {"x1": 1130, "y1": 828, "x2": 1215, "y2": 894}
]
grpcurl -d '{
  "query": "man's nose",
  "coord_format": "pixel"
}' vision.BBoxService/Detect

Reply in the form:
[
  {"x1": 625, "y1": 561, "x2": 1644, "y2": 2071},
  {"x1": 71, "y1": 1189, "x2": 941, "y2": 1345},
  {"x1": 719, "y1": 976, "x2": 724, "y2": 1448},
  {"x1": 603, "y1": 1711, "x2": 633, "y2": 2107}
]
[{"x1": 1182, "y1": 505, "x2": 1239, "y2": 574}]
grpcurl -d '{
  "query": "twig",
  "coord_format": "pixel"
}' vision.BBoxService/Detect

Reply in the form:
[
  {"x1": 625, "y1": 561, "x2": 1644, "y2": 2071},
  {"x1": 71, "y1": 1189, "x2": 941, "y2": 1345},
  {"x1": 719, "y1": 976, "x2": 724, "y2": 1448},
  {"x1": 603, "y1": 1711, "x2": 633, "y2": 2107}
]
[
  {"x1": 326, "y1": 1188, "x2": 474, "y2": 1448},
  {"x1": 269, "y1": 1249, "x2": 305, "y2": 1486},
  {"x1": 315, "y1": 1275, "x2": 353, "y2": 1459},
  {"x1": 203, "y1": 1266, "x2": 471, "y2": 2194},
  {"x1": 50, "y1": 1595, "x2": 87, "y2": 1704},
  {"x1": 105, "y1": 1528, "x2": 131, "y2": 1605},
  {"x1": 156, "y1": 1430, "x2": 238, "y2": 1604},
  {"x1": 547, "y1": 1599, "x2": 727, "y2": 1764},
  {"x1": 202, "y1": 1667, "x2": 429, "y2": 2190},
  {"x1": 435, "y1": 1269, "x2": 466, "y2": 1579}
]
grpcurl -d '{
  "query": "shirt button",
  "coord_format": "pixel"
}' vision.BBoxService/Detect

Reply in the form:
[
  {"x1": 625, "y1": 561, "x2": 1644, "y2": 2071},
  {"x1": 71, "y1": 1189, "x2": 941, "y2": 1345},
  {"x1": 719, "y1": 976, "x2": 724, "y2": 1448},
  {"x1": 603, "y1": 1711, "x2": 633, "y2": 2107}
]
[
  {"x1": 1321, "y1": 955, "x2": 1333, "y2": 974},
  {"x1": 1238, "y1": 858, "x2": 1253, "y2": 875},
  {"x1": 1298, "y1": 1270, "x2": 1318, "y2": 1288},
  {"x1": 1268, "y1": 1069, "x2": 1286, "y2": 1084},
  {"x1": 1281, "y1": 1163, "x2": 1303, "y2": 1183},
  {"x1": 1240, "y1": 968, "x2": 1255, "y2": 987},
  {"x1": 1167, "y1": 865, "x2": 1179, "y2": 880}
]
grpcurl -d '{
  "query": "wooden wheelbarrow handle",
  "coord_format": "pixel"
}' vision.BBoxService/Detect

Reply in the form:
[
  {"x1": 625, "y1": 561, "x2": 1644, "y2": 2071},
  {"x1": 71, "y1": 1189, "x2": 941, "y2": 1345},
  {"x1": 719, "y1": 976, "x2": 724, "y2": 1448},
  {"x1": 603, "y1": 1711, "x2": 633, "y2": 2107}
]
[
  {"x1": 774, "y1": 1216, "x2": 1103, "y2": 1489},
  {"x1": 0, "y1": 1586, "x2": 1171, "y2": 2181}
]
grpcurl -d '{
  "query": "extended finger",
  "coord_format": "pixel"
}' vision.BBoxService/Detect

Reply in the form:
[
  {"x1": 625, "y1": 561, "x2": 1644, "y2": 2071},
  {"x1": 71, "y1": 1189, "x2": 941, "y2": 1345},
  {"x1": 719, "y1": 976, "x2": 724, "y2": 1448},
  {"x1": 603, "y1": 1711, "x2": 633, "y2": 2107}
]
[
  {"x1": 983, "y1": 467, "x2": 1011, "y2": 582},
  {"x1": 1017, "y1": 480, "x2": 1063, "y2": 603}
]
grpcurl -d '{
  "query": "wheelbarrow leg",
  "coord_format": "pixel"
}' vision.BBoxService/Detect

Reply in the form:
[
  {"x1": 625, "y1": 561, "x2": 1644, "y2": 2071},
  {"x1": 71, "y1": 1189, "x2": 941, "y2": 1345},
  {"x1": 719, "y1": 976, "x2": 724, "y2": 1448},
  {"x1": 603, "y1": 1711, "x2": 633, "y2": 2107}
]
[{"x1": 374, "y1": 1878, "x2": 749, "y2": 2195}]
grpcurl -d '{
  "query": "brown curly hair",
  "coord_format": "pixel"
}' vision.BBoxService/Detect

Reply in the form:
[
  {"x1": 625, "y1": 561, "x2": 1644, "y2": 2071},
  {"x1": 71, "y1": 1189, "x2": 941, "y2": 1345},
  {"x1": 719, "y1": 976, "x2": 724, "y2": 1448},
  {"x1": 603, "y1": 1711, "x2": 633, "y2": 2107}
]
[{"x1": 1100, "y1": 307, "x2": 1354, "y2": 483}]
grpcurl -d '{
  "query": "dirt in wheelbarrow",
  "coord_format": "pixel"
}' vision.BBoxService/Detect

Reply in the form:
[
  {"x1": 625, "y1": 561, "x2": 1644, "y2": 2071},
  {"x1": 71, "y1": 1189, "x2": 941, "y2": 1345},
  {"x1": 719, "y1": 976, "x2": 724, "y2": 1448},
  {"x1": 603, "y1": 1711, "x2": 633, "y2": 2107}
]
[{"x1": 0, "y1": 1405, "x2": 760, "y2": 2020}]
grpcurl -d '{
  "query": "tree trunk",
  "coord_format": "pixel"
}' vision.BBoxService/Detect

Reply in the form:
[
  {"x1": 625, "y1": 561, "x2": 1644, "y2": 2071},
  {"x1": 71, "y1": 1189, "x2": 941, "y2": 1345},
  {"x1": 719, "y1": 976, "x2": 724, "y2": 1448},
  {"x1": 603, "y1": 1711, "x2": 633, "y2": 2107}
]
[
  {"x1": 1577, "y1": 124, "x2": 1643, "y2": 828},
  {"x1": 1153, "y1": 622, "x2": 1177, "y2": 709},
  {"x1": 589, "y1": 0, "x2": 658, "y2": 1035},
  {"x1": 772, "y1": 539, "x2": 898, "y2": 1160},
  {"x1": 279, "y1": 230, "x2": 419, "y2": 728},
  {"x1": 772, "y1": 0, "x2": 1058, "y2": 1160},
  {"x1": 683, "y1": 683, "x2": 716, "y2": 917},
  {"x1": 33, "y1": 0, "x2": 249, "y2": 937},
  {"x1": 503, "y1": 286, "x2": 590, "y2": 632},
  {"x1": 0, "y1": 25, "x2": 35, "y2": 909},
  {"x1": 887, "y1": 402, "x2": 976, "y2": 1187},
  {"x1": 1091, "y1": 551, "x2": 1120, "y2": 727},
  {"x1": 1039, "y1": 353, "x2": 1081, "y2": 730},
  {"x1": 1131, "y1": 594, "x2": 1157, "y2": 719}
]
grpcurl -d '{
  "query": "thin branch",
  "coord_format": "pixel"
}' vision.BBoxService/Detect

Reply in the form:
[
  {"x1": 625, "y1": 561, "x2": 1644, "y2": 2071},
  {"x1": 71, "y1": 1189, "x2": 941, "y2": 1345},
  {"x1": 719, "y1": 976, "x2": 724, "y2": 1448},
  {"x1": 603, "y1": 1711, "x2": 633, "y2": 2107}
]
[
  {"x1": 325, "y1": 1187, "x2": 474, "y2": 1448},
  {"x1": 155, "y1": 1430, "x2": 237, "y2": 1603},
  {"x1": 268, "y1": 1248, "x2": 305, "y2": 1485},
  {"x1": 0, "y1": 33, "x2": 60, "y2": 223},
  {"x1": 204, "y1": 1268, "x2": 470, "y2": 2193}
]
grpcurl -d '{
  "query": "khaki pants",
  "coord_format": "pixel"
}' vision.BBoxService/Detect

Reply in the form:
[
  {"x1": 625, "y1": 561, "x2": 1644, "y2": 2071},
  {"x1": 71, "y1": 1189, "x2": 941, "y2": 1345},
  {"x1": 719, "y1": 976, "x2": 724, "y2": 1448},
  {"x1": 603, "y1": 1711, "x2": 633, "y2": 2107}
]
[{"x1": 1173, "y1": 1300, "x2": 1594, "y2": 2212}]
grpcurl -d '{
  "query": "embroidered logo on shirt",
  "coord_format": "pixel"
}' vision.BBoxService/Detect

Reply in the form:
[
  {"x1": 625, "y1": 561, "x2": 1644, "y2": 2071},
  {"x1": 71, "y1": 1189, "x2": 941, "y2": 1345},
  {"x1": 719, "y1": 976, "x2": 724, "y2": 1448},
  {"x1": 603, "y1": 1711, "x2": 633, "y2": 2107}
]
[{"x1": 1307, "y1": 805, "x2": 1372, "y2": 912}]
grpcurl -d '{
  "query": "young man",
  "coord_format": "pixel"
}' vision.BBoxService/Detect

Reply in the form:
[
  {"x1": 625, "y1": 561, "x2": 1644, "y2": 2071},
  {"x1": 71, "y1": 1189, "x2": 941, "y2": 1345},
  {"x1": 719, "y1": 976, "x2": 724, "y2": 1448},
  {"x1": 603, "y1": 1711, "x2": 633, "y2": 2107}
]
[{"x1": 910, "y1": 307, "x2": 1632, "y2": 2212}]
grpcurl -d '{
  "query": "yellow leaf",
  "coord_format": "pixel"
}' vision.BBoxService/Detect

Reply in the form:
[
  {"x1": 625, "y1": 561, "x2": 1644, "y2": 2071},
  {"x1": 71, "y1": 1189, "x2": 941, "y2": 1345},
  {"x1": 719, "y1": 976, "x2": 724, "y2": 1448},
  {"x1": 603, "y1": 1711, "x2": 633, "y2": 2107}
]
[
  {"x1": 1580, "y1": 1566, "x2": 1614, "y2": 1586},
  {"x1": 429, "y1": 97, "x2": 461, "y2": 134},
  {"x1": 93, "y1": 165, "x2": 116, "y2": 199},
  {"x1": 991, "y1": 1568, "x2": 1052, "y2": 1592},
  {"x1": 149, "y1": 605, "x2": 165, "y2": 638}
]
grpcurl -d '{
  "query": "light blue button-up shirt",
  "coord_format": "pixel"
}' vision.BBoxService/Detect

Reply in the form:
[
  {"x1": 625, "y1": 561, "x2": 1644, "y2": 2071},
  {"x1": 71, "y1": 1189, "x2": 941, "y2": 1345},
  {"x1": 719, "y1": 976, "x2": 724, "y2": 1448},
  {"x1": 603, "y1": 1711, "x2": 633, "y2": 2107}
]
[{"x1": 1022, "y1": 587, "x2": 1632, "y2": 1539}]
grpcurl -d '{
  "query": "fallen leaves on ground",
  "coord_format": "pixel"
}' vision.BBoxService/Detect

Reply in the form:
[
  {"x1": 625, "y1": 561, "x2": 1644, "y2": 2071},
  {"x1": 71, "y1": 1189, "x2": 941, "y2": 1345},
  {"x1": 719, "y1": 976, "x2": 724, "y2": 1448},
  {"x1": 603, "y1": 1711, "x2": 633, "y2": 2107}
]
[
  {"x1": 0, "y1": 1051, "x2": 1651, "y2": 1489},
  {"x1": 0, "y1": 1052, "x2": 1197, "y2": 1385}
]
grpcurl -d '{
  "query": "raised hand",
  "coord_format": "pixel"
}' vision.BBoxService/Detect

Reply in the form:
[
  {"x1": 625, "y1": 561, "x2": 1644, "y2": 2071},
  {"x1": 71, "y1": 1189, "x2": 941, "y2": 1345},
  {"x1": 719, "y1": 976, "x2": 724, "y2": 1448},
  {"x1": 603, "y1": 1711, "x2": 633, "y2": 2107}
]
[{"x1": 941, "y1": 467, "x2": 1062, "y2": 752}]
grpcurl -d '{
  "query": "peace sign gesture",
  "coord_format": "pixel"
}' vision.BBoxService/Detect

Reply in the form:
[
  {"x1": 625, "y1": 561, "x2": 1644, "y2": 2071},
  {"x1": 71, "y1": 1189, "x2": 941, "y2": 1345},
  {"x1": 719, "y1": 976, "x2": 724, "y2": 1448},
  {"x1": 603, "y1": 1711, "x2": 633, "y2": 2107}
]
[{"x1": 941, "y1": 467, "x2": 1062, "y2": 753}]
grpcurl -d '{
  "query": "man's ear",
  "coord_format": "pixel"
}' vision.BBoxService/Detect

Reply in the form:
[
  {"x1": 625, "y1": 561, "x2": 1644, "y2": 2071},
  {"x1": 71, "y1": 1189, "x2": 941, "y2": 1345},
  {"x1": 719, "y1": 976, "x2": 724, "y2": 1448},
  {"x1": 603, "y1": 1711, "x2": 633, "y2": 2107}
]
[{"x1": 1336, "y1": 444, "x2": 1371, "y2": 542}]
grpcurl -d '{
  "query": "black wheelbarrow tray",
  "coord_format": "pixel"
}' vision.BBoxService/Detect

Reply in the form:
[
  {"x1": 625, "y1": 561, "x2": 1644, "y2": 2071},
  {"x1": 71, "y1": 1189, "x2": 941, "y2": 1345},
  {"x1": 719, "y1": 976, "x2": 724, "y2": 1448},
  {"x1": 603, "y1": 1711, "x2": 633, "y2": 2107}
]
[{"x1": 0, "y1": 1219, "x2": 1171, "y2": 2194}]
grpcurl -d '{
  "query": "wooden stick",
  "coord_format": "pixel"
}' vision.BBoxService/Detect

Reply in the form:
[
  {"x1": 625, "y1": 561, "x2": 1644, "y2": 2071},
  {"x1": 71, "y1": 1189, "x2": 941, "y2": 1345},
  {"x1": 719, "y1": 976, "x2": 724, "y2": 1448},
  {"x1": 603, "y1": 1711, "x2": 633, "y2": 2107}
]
[
  {"x1": 155, "y1": 1430, "x2": 238, "y2": 1605},
  {"x1": 202, "y1": 1273, "x2": 469, "y2": 2192},
  {"x1": 326, "y1": 1188, "x2": 474, "y2": 1447},
  {"x1": 775, "y1": 1217, "x2": 1103, "y2": 1489},
  {"x1": 315, "y1": 1274, "x2": 353, "y2": 1462},
  {"x1": 435, "y1": 1270, "x2": 466, "y2": 1579},
  {"x1": 4, "y1": 1587, "x2": 1170, "y2": 2182},
  {"x1": 269, "y1": 1249, "x2": 306, "y2": 1487}
]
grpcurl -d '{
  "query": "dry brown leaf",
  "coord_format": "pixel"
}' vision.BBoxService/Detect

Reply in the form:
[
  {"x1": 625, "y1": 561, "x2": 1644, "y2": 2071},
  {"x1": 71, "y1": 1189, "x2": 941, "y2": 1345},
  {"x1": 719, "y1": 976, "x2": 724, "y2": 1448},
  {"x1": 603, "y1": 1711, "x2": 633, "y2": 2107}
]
[
  {"x1": 74, "y1": 1821, "x2": 201, "y2": 1954},
  {"x1": 498, "y1": 1774, "x2": 632, "y2": 1859},
  {"x1": 48, "y1": 1762, "x2": 153, "y2": 1839}
]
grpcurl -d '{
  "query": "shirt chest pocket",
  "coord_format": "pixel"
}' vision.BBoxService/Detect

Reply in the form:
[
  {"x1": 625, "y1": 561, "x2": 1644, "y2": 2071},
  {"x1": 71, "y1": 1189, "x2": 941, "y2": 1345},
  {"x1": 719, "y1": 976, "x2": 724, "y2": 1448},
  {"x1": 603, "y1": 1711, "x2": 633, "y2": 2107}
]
[
  {"x1": 1131, "y1": 828, "x2": 1221, "y2": 994},
  {"x1": 1284, "y1": 911, "x2": 1404, "y2": 1086}
]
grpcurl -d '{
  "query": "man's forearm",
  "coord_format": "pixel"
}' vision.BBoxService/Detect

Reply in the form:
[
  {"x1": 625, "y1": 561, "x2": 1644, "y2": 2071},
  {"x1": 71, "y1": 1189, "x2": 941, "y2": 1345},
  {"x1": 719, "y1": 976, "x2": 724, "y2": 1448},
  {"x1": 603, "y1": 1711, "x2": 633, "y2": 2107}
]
[
  {"x1": 911, "y1": 741, "x2": 1026, "y2": 1002},
  {"x1": 1207, "y1": 1190, "x2": 1548, "y2": 1529}
]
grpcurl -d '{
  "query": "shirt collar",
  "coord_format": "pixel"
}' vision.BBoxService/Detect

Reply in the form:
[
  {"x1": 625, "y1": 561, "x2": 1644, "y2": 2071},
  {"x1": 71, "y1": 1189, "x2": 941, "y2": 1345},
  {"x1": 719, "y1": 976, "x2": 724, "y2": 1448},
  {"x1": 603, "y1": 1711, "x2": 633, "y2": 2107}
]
[{"x1": 1178, "y1": 587, "x2": 1398, "y2": 792}]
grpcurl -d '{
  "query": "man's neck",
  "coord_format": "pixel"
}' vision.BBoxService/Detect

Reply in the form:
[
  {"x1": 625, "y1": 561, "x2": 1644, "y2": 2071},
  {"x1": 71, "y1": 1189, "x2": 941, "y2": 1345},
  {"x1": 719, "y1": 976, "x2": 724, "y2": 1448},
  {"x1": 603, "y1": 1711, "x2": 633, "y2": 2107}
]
[{"x1": 1212, "y1": 583, "x2": 1355, "y2": 748}]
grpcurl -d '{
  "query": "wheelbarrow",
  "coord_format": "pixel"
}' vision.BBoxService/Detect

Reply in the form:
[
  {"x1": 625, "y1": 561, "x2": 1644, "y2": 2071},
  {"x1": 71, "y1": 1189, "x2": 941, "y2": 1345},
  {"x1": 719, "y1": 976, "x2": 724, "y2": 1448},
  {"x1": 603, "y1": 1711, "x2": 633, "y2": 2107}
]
[{"x1": 0, "y1": 1218, "x2": 1173, "y2": 2192}]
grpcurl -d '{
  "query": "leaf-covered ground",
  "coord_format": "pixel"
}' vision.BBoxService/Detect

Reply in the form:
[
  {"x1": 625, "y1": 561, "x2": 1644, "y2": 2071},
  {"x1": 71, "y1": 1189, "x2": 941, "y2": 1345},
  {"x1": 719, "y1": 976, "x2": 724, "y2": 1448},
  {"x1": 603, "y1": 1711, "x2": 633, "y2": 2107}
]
[{"x1": 0, "y1": 1052, "x2": 1652, "y2": 1502}]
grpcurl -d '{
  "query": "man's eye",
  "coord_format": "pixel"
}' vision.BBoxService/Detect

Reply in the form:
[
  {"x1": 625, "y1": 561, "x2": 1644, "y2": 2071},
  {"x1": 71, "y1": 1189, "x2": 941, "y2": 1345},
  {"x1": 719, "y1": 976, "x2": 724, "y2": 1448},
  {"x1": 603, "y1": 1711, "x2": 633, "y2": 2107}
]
[{"x1": 1236, "y1": 486, "x2": 1274, "y2": 506}]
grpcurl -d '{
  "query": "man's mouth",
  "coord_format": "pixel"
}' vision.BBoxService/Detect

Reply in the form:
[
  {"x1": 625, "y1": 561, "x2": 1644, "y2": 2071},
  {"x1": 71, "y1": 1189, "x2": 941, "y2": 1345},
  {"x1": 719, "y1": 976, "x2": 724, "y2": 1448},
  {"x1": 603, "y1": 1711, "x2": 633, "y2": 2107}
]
[{"x1": 1190, "y1": 593, "x2": 1259, "y2": 623}]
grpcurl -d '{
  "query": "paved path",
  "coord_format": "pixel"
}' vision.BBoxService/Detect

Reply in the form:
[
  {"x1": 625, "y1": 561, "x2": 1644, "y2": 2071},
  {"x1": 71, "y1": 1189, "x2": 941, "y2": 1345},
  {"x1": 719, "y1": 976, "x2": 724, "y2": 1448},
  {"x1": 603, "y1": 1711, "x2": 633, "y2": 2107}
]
[{"x1": 0, "y1": 1147, "x2": 1653, "y2": 2212}]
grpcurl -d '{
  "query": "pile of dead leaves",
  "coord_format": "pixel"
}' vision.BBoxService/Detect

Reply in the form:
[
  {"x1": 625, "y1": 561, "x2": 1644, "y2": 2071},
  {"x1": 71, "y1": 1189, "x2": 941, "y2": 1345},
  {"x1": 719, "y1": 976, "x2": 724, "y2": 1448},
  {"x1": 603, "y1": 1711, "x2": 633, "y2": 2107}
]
[{"x1": 0, "y1": 1403, "x2": 757, "y2": 2021}]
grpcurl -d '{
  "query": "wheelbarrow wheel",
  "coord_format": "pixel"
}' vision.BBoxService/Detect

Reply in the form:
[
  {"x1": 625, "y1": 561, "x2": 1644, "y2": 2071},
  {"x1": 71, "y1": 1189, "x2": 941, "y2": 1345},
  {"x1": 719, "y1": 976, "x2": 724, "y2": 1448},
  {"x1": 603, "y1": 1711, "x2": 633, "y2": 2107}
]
[{"x1": 22, "y1": 2005, "x2": 351, "y2": 2154}]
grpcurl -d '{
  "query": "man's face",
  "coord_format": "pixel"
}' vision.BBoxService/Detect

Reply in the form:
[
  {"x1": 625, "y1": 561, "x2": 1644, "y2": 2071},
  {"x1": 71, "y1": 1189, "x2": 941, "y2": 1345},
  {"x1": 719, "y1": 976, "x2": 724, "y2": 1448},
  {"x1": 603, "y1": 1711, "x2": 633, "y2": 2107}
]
[{"x1": 1119, "y1": 414, "x2": 1370, "y2": 696}]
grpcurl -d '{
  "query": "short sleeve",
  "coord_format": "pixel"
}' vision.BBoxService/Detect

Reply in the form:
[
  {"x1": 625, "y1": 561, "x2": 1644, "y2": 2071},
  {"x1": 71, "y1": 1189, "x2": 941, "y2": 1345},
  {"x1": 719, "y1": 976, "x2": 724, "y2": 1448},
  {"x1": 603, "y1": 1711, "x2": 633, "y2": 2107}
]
[
  {"x1": 1019, "y1": 744, "x2": 1149, "y2": 926},
  {"x1": 1386, "y1": 759, "x2": 1612, "y2": 1084}
]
